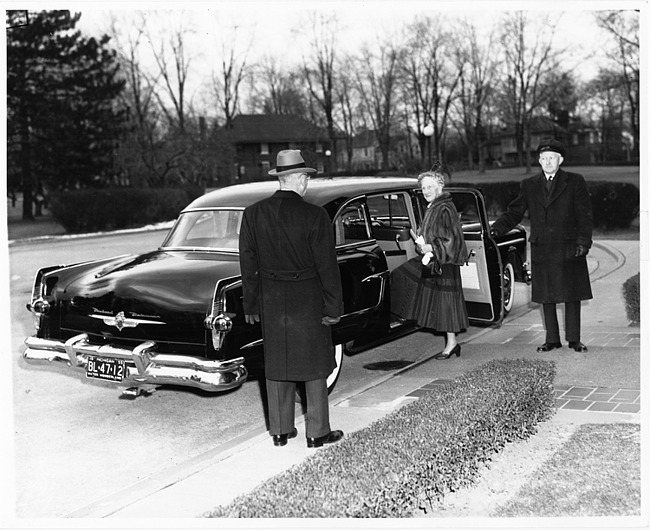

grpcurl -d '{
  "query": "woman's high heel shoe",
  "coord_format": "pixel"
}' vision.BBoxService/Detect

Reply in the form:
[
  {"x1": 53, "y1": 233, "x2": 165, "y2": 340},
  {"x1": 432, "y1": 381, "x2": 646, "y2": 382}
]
[{"x1": 433, "y1": 344, "x2": 461, "y2": 360}]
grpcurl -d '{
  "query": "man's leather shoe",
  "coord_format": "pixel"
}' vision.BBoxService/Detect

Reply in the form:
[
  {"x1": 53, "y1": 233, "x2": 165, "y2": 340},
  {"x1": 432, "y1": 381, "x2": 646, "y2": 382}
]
[
  {"x1": 536, "y1": 342, "x2": 562, "y2": 352},
  {"x1": 568, "y1": 341, "x2": 588, "y2": 352},
  {"x1": 272, "y1": 427, "x2": 297, "y2": 447},
  {"x1": 306, "y1": 430, "x2": 344, "y2": 448}
]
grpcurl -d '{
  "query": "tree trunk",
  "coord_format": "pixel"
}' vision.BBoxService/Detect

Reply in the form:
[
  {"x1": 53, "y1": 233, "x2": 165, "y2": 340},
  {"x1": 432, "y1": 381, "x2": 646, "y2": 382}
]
[{"x1": 19, "y1": 100, "x2": 34, "y2": 221}]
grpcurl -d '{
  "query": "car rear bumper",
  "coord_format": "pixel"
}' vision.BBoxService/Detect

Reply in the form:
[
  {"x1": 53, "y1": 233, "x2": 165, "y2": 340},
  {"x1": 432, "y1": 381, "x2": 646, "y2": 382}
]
[{"x1": 23, "y1": 334, "x2": 248, "y2": 392}]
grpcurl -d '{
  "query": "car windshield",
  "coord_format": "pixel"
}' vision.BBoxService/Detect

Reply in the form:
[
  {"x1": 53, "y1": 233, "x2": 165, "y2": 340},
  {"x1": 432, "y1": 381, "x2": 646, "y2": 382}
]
[{"x1": 161, "y1": 209, "x2": 243, "y2": 251}]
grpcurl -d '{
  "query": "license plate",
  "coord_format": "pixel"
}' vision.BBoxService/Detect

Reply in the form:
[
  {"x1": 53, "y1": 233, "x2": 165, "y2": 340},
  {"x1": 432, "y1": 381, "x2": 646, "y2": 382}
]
[{"x1": 86, "y1": 356, "x2": 126, "y2": 382}]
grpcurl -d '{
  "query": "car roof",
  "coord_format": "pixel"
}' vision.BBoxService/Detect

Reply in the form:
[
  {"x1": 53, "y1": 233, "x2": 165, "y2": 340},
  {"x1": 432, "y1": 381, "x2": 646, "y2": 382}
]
[{"x1": 184, "y1": 176, "x2": 420, "y2": 210}]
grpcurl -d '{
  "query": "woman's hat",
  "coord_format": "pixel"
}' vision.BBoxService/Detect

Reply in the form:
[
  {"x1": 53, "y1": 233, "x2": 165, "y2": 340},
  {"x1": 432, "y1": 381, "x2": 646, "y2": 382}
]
[{"x1": 268, "y1": 149, "x2": 317, "y2": 176}]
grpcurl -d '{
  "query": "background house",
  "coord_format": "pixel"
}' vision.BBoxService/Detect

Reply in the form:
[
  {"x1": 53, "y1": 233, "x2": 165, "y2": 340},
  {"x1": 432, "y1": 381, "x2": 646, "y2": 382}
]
[
  {"x1": 227, "y1": 114, "x2": 330, "y2": 184},
  {"x1": 494, "y1": 115, "x2": 627, "y2": 167},
  {"x1": 336, "y1": 129, "x2": 422, "y2": 174}
]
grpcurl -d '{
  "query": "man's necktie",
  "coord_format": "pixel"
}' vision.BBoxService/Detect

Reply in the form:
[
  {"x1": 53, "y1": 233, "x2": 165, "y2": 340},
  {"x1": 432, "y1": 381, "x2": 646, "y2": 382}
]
[{"x1": 545, "y1": 176, "x2": 553, "y2": 194}]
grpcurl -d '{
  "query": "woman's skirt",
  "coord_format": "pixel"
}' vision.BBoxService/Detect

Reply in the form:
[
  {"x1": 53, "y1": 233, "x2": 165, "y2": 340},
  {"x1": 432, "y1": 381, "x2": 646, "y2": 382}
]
[{"x1": 390, "y1": 257, "x2": 469, "y2": 333}]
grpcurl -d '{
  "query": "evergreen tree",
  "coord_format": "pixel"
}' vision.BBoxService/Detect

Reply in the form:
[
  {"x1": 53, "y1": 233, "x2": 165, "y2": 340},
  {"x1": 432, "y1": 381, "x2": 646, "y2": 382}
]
[{"x1": 6, "y1": 10, "x2": 126, "y2": 219}]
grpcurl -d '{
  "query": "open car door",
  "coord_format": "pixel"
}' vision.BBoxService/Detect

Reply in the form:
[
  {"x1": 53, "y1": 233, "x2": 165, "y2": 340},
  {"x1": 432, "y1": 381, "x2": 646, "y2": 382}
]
[{"x1": 415, "y1": 187, "x2": 505, "y2": 326}]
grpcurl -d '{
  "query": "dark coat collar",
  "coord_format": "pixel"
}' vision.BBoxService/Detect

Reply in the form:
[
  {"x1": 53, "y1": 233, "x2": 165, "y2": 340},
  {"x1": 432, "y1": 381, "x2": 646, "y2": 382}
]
[{"x1": 273, "y1": 189, "x2": 302, "y2": 199}]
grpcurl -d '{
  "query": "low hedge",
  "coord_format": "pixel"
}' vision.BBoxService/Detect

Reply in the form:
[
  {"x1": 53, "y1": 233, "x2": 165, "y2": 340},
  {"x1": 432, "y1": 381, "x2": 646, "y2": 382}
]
[
  {"x1": 49, "y1": 186, "x2": 203, "y2": 233},
  {"x1": 454, "y1": 180, "x2": 639, "y2": 231},
  {"x1": 208, "y1": 358, "x2": 556, "y2": 518},
  {"x1": 622, "y1": 273, "x2": 640, "y2": 325}
]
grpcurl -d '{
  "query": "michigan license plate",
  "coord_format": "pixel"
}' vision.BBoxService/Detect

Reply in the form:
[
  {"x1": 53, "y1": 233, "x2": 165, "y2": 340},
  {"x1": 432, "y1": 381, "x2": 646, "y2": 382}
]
[{"x1": 86, "y1": 356, "x2": 126, "y2": 382}]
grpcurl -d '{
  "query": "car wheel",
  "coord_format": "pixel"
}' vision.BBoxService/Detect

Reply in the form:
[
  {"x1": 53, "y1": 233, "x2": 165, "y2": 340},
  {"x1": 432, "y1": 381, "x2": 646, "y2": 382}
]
[
  {"x1": 503, "y1": 261, "x2": 515, "y2": 314},
  {"x1": 326, "y1": 344, "x2": 344, "y2": 393}
]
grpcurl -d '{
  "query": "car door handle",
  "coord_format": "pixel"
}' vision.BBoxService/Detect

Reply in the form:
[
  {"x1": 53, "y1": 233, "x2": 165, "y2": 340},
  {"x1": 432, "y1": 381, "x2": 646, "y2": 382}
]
[
  {"x1": 466, "y1": 249, "x2": 476, "y2": 265},
  {"x1": 362, "y1": 271, "x2": 388, "y2": 283}
]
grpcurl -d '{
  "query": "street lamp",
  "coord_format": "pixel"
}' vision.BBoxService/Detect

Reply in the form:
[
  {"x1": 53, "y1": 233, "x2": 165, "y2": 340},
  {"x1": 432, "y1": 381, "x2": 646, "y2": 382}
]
[
  {"x1": 423, "y1": 123, "x2": 434, "y2": 170},
  {"x1": 324, "y1": 149, "x2": 332, "y2": 177}
]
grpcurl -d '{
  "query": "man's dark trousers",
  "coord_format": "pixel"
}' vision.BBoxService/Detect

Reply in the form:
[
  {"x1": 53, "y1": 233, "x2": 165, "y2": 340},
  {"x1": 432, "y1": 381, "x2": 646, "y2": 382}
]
[
  {"x1": 543, "y1": 301, "x2": 581, "y2": 343},
  {"x1": 266, "y1": 378, "x2": 330, "y2": 438}
]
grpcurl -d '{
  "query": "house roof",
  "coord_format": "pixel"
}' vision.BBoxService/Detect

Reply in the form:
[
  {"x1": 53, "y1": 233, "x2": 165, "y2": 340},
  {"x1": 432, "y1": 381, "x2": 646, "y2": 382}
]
[{"x1": 228, "y1": 114, "x2": 328, "y2": 143}]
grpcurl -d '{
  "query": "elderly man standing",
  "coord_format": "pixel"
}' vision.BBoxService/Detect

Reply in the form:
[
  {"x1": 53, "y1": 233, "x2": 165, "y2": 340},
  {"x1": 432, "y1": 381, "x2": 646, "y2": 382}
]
[
  {"x1": 239, "y1": 149, "x2": 344, "y2": 448},
  {"x1": 491, "y1": 138, "x2": 593, "y2": 353}
]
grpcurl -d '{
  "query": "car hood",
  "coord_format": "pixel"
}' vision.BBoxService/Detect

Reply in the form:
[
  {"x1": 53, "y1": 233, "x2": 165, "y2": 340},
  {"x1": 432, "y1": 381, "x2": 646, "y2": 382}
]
[{"x1": 54, "y1": 250, "x2": 242, "y2": 344}]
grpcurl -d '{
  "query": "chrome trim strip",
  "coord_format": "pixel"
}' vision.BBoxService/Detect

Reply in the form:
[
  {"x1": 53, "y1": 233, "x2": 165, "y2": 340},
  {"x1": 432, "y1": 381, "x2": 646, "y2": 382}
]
[
  {"x1": 158, "y1": 246, "x2": 239, "y2": 254},
  {"x1": 496, "y1": 237, "x2": 526, "y2": 247},
  {"x1": 240, "y1": 339, "x2": 263, "y2": 350},
  {"x1": 89, "y1": 313, "x2": 165, "y2": 329}
]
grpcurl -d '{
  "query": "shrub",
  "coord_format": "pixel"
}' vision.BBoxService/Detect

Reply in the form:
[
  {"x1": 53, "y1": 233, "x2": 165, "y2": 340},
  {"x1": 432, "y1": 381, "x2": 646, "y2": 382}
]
[
  {"x1": 622, "y1": 273, "x2": 640, "y2": 325},
  {"x1": 208, "y1": 358, "x2": 556, "y2": 518},
  {"x1": 49, "y1": 186, "x2": 203, "y2": 233},
  {"x1": 587, "y1": 182, "x2": 639, "y2": 230}
]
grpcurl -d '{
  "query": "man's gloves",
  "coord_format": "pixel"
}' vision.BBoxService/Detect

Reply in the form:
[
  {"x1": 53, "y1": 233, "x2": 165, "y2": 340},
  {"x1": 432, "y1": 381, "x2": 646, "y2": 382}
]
[
  {"x1": 575, "y1": 245, "x2": 589, "y2": 258},
  {"x1": 321, "y1": 315, "x2": 340, "y2": 326},
  {"x1": 245, "y1": 314, "x2": 260, "y2": 325}
]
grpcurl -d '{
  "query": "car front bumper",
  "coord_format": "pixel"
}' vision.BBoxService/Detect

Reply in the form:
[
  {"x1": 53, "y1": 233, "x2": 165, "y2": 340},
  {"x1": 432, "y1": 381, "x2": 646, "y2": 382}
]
[{"x1": 23, "y1": 333, "x2": 248, "y2": 393}]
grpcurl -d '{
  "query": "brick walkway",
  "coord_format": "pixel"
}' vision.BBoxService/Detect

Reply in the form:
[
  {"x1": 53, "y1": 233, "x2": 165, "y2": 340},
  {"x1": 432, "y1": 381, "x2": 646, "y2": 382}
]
[
  {"x1": 554, "y1": 384, "x2": 640, "y2": 413},
  {"x1": 503, "y1": 329, "x2": 640, "y2": 348},
  {"x1": 407, "y1": 379, "x2": 641, "y2": 414}
]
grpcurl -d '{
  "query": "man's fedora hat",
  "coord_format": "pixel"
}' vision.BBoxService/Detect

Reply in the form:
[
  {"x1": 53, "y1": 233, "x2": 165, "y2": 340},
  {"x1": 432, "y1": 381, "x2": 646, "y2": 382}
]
[
  {"x1": 537, "y1": 138, "x2": 566, "y2": 157},
  {"x1": 268, "y1": 149, "x2": 317, "y2": 176}
]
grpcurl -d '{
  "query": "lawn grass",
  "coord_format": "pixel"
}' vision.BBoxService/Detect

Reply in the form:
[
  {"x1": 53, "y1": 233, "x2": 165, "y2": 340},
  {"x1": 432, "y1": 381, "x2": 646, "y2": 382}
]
[{"x1": 493, "y1": 423, "x2": 641, "y2": 517}]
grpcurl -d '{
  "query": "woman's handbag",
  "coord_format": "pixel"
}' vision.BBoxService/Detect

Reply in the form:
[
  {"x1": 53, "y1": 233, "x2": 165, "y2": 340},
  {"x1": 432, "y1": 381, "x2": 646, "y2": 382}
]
[{"x1": 414, "y1": 234, "x2": 443, "y2": 278}]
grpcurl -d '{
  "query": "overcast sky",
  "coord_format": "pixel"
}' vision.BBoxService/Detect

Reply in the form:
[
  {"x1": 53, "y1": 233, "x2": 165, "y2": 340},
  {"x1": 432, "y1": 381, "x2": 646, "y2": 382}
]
[{"x1": 70, "y1": 1, "x2": 639, "y2": 83}]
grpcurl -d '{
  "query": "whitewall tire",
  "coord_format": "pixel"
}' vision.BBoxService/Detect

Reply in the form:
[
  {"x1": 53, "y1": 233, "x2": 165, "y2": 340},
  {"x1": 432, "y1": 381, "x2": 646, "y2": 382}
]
[
  {"x1": 326, "y1": 344, "x2": 344, "y2": 393},
  {"x1": 503, "y1": 261, "x2": 515, "y2": 315}
]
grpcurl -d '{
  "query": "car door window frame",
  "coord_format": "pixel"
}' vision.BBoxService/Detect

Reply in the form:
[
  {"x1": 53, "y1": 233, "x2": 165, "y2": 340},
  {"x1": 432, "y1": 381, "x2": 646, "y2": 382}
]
[{"x1": 333, "y1": 196, "x2": 374, "y2": 248}]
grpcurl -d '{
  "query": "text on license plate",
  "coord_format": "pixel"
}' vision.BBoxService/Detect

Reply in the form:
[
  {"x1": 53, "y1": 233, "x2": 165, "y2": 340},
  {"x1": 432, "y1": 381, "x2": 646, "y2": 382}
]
[{"x1": 86, "y1": 356, "x2": 126, "y2": 382}]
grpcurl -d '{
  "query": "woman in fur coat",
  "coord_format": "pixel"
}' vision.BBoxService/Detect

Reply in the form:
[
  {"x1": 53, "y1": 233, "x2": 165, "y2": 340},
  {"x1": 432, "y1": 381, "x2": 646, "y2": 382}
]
[{"x1": 391, "y1": 170, "x2": 469, "y2": 359}]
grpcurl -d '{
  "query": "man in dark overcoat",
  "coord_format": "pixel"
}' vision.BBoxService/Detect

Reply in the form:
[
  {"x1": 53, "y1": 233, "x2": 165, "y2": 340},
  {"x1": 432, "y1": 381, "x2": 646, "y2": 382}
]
[
  {"x1": 239, "y1": 149, "x2": 344, "y2": 448},
  {"x1": 491, "y1": 138, "x2": 593, "y2": 352}
]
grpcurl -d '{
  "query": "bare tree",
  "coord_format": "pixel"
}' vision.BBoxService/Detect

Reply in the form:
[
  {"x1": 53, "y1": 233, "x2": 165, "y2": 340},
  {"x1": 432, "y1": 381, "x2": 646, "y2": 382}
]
[
  {"x1": 498, "y1": 11, "x2": 561, "y2": 172},
  {"x1": 301, "y1": 12, "x2": 339, "y2": 169},
  {"x1": 595, "y1": 10, "x2": 640, "y2": 159},
  {"x1": 108, "y1": 12, "x2": 162, "y2": 186},
  {"x1": 335, "y1": 56, "x2": 361, "y2": 172},
  {"x1": 354, "y1": 40, "x2": 402, "y2": 170},
  {"x1": 145, "y1": 11, "x2": 193, "y2": 133},
  {"x1": 210, "y1": 22, "x2": 252, "y2": 129},
  {"x1": 452, "y1": 19, "x2": 499, "y2": 172},
  {"x1": 249, "y1": 57, "x2": 308, "y2": 117},
  {"x1": 402, "y1": 15, "x2": 463, "y2": 170}
]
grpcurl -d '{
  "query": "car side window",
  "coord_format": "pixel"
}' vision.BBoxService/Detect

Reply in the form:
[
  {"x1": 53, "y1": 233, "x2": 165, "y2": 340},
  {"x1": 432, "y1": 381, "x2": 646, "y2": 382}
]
[
  {"x1": 366, "y1": 193, "x2": 412, "y2": 230},
  {"x1": 450, "y1": 191, "x2": 483, "y2": 235},
  {"x1": 333, "y1": 199, "x2": 371, "y2": 246}
]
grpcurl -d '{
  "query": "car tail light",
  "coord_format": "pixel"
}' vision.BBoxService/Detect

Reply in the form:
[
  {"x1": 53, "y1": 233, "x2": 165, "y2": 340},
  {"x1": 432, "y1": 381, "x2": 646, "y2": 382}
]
[
  {"x1": 27, "y1": 266, "x2": 64, "y2": 332},
  {"x1": 204, "y1": 277, "x2": 241, "y2": 350}
]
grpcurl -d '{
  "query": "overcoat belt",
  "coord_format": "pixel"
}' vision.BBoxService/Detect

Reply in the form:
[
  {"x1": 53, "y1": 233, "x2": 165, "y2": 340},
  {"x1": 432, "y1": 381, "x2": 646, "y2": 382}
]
[{"x1": 239, "y1": 190, "x2": 343, "y2": 381}]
